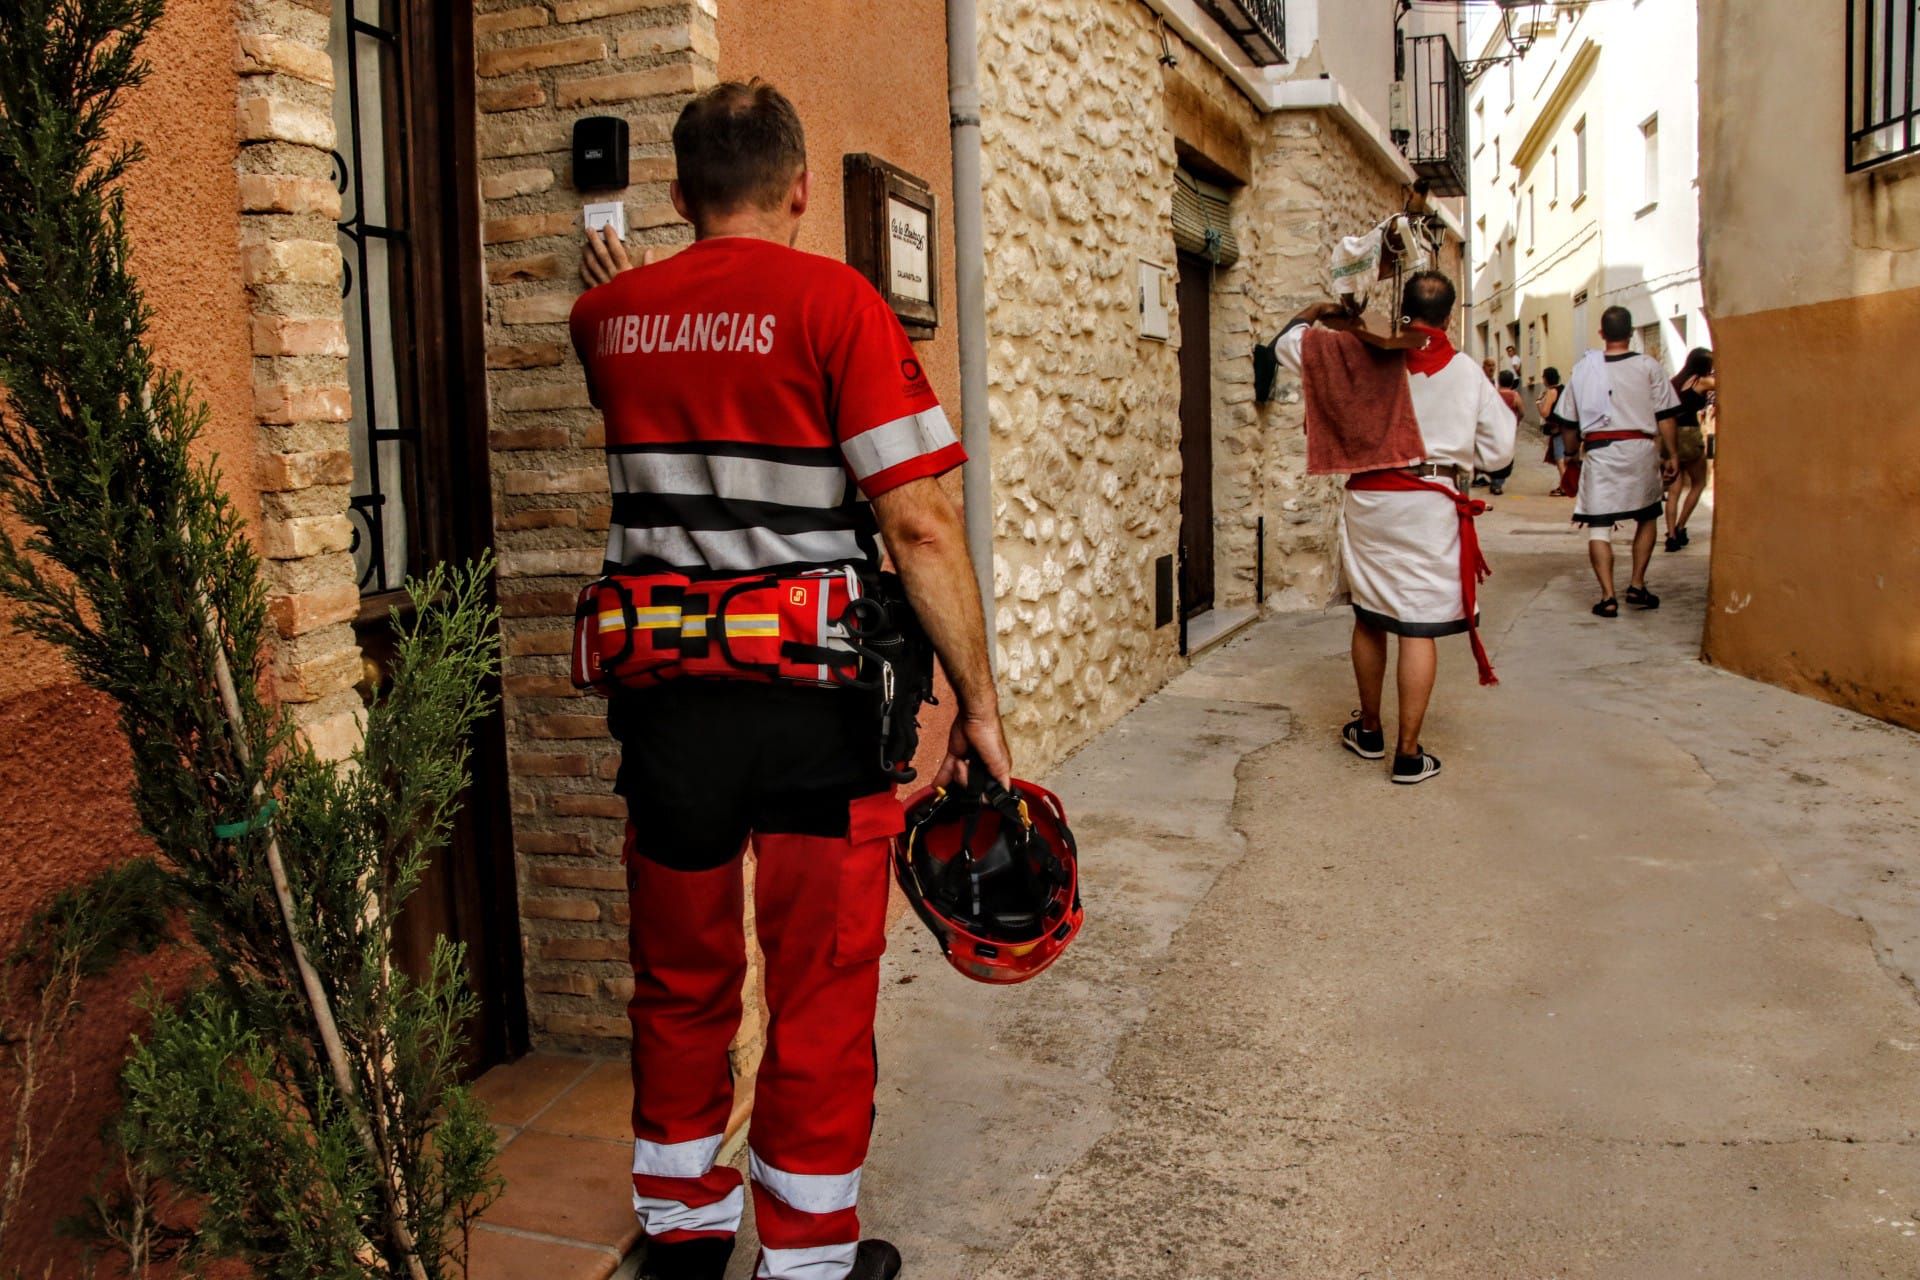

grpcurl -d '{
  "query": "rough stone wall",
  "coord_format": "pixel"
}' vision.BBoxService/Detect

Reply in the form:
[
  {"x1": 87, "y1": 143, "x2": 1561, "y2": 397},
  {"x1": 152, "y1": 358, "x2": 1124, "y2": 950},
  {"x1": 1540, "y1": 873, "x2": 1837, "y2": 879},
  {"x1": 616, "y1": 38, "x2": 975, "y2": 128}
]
[
  {"x1": 1235, "y1": 109, "x2": 1413, "y2": 611},
  {"x1": 978, "y1": 0, "x2": 1186, "y2": 776},
  {"x1": 472, "y1": 0, "x2": 712, "y2": 1050},
  {"x1": 978, "y1": 0, "x2": 1436, "y2": 772},
  {"x1": 236, "y1": 0, "x2": 369, "y2": 760}
]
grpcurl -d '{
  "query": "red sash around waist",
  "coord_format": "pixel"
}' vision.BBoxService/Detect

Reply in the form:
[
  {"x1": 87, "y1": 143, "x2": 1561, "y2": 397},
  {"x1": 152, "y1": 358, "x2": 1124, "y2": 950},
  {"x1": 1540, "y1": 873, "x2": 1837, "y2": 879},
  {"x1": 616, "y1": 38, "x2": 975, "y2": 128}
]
[
  {"x1": 1345, "y1": 469, "x2": 1498, "y2": 686},
  {"x1": 1584, "y1": 429, "x2": 1654, "y2": 447}
]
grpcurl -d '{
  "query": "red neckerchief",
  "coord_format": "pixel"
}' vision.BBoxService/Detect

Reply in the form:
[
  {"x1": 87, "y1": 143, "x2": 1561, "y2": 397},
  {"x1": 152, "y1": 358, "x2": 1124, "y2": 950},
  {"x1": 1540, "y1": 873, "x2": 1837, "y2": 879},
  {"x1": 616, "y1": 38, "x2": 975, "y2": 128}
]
[{"x1": 1403, "y1": 321, "x2": 1456, "y2": 378}]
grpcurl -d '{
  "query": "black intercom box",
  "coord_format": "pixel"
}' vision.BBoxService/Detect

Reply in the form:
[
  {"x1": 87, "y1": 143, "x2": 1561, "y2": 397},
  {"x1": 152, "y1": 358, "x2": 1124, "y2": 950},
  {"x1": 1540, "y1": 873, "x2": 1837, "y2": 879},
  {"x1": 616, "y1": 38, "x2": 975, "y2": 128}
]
[{"x1": 573, "y1": 116, "x2": 629, "y2": 191}]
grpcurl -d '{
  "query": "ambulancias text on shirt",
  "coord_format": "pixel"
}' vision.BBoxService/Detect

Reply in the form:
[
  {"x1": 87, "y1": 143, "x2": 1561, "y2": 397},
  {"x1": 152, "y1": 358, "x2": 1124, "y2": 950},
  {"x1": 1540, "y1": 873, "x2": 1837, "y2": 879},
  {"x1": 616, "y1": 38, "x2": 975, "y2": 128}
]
[{"x1": 590, "y1": 311, "x2": 777, "y2": 358}]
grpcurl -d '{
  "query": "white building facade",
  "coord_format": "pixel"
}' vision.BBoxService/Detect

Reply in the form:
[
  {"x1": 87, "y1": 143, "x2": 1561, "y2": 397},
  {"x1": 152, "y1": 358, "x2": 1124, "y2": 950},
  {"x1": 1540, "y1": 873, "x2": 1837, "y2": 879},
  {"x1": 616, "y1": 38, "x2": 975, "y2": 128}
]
[{"x1": 1464, "y1": 0, "x2": 1704, "y2": 397}]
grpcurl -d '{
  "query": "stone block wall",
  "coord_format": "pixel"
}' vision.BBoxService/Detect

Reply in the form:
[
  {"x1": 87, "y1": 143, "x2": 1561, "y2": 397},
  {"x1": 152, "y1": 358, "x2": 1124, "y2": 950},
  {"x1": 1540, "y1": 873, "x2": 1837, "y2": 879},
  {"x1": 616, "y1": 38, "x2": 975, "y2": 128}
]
[
  {"x1": 977, "y1": 0, "x2": 1187, "y2": 776},
  {"x1": 235, "y1": 0, "x2": 367, "y2": 761},
  {"x1": 472, "y1": 0, "x2": 713, "y2": 1050},
  {"x1": 976, "y1": 0, "x2": 1443, "y2": 774}
]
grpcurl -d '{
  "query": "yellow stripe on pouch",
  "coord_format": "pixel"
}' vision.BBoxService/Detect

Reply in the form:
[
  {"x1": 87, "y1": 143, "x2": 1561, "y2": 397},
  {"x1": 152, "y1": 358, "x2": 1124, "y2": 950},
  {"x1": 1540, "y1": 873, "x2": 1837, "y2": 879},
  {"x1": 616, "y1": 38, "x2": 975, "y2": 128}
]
[
  {"x1": 598, "y1": 608, "x2": 780, "y2": 637},
  {"x1": 597, "y1": 608, "x2": 682, "y2": 632},
  {"x1": 680, "y1": 613, "x2": 781, "y2": 637}
]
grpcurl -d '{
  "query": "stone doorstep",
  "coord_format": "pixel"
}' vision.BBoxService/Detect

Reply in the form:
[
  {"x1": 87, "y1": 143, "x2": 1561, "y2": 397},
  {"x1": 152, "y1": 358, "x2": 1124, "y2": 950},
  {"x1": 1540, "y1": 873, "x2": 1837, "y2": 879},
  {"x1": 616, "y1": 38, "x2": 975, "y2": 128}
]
[
  {"x1": 1185, "y1": 603, "x2": 1260, "y2": 657},
  {"x1": 468, "y1": 1051, "x2": 756, "y2": 1280}
]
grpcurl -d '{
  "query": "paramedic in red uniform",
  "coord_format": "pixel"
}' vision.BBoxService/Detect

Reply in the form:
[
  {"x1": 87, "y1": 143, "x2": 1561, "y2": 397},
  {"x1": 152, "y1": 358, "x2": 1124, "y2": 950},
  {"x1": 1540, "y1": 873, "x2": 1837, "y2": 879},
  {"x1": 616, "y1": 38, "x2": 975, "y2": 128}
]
[{"x1": 569, "y1": 82, "x2": 1008, "y2": 1280}]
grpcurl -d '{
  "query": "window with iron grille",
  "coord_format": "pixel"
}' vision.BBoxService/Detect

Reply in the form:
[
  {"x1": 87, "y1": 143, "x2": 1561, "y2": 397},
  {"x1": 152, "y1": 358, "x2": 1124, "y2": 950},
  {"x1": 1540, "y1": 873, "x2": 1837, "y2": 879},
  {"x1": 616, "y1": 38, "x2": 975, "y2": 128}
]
[
  {"x1": 329, "y1": 0, "x2": 423, "y2": 597},
  {"x1": 1848, "y1": 0, "x2": 1920, "y2": 171},
  {"x1": 1194, "y1": 0, "x2": 1286, "y2": 67}
]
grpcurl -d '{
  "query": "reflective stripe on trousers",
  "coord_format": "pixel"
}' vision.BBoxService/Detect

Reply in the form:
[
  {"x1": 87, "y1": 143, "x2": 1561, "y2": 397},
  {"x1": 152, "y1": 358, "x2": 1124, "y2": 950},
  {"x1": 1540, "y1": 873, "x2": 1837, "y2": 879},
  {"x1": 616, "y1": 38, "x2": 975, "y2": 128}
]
[{"x1": 625, "y1": 790, "x2": 901, "y2": 1278}]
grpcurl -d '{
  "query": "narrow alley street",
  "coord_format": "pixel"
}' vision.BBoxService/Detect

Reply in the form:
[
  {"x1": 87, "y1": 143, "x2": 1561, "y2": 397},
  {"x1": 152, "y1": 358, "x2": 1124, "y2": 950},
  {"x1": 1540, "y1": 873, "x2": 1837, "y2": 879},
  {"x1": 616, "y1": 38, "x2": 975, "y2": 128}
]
[{"x1": 829, "y1": 460, "x2": 1920, "y2": 1279}]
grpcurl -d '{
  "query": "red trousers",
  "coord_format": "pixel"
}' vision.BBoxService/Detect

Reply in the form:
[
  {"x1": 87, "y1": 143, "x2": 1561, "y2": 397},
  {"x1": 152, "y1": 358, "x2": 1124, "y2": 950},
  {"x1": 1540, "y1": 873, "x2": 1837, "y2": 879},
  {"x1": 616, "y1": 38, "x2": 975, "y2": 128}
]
[{"x1": 625, "y1": 789, "x2": 900, "y2": 1280}]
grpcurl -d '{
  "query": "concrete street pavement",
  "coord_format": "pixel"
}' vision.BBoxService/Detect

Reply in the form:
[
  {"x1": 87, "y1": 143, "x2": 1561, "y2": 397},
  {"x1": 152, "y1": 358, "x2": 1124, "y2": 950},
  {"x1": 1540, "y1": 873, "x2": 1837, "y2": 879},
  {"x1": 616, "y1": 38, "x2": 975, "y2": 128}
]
[{"x1": 837, "y1": 459, "x2": 1920, "y2": 1279}]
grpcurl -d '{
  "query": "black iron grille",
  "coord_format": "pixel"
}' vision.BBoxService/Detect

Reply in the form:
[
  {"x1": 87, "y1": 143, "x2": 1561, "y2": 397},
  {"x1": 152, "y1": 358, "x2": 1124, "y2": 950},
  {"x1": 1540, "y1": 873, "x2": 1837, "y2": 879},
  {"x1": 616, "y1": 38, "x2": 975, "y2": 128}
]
[
  {"x1": 1402, "y1": 33, "x2": 1468, "y2": 199},
  {"x1": 1196, "y1": 0, "x2": 1286, "y2": 67},
  {"x1": 1848, "y1": 0, "x2": 1919, "y2": 171}
]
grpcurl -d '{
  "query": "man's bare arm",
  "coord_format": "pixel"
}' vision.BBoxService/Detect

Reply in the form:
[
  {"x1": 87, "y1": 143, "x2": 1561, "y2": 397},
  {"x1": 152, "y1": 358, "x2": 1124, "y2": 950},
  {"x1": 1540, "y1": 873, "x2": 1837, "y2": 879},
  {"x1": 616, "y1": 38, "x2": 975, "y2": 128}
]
[{"x1": 869, "y1": 476, "x2": 1011, "y2": 788}]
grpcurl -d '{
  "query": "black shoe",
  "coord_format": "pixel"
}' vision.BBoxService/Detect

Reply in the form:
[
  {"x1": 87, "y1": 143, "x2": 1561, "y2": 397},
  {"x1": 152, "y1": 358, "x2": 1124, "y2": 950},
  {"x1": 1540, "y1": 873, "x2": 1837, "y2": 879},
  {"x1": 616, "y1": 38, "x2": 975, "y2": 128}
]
[
  {"x1": 1489, "y1": 483, "x2": 1504, "y2": 496},
  {"x1": 1663, "y1": 533, "x2": 1681, "y2": 553},
  {"x1": 1677, "y1": 526, "x2": 1691, "y2": 547},
  {"x1": 850, "y1": 1239, "x2": 903, "y2": 1280},
  {"x1": 1391, "y1": 749, "x2": 1442, "y2": 785},
  {"x1": 1624, "y1": 585, "x2": 1660, "y2": 609},
  {"x1": 640, "y1": 1237, "x2": 735, "y2": 1280},
  {"x1": 1342, "y1": 714, "x2": 1386, "y2": 760},
  {"x1": 1591, "y1": 597, "x2": 1618, "y2": 618}
]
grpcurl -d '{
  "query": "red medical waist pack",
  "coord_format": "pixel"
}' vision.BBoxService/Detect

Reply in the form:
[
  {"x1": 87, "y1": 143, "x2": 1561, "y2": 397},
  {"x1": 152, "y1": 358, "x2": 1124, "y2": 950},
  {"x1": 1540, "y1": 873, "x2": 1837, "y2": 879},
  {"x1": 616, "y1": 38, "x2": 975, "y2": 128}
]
[{"x1": 571, "y1": 566, "x2": 872, "y2": 694}]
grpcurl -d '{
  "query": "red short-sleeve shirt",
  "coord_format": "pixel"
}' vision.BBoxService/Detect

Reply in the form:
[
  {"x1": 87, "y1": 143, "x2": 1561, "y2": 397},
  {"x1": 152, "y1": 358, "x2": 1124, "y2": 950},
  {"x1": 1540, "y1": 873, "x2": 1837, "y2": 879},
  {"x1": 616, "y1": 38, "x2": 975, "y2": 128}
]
[{"x1": 569, "y1": 237, "x2": 964, "y2": 575}]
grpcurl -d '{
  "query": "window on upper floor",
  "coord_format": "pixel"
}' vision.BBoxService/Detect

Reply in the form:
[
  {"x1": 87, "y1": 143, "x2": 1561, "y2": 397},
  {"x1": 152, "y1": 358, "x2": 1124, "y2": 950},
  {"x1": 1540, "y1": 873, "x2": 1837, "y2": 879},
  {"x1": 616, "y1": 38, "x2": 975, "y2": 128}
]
[
  {"x1": 1550, "y1": 145, "x2": 1560, "y2": 205},
  {"x1": 1526, "y1": 185, "x2": 1536, "y2": 249},
  {"x1": 1849, "y1": 0, "x2": 1919, "y2": 170},
  {"x1": 1573, "y1": 117, "x2": 1588, "y2": 201},
  {"x1": 1640, "y1": 114, "x2": 1660, "y2": 211},
  {"x1": 1474, "y1": 99, "x2": 1486, "y2": 154}
]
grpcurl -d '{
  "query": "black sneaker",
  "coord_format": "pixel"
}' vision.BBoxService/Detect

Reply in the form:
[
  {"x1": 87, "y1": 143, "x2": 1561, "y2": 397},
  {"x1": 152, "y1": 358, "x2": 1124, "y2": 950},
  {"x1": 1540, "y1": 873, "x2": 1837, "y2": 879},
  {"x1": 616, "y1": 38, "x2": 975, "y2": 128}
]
[
  {"x1": 1391, "y1": 749, "x2": 1442, "y2": 785},
  {"x1": 641, "y1": 1237, "x2": 735, "y2": 1280},
  {"x1": 850, "y1": 1239, "x2": 903, "y2": 1280},
  {"x1": 1663, "y1": 533, "x2": 1681, "y2": 553},
  {"x1": 1624, "y1": 584, "x2": 1660, "y2": 609},
  {"x1": 1342, "y1": 715, "x2": 1386, "y2": 760},
  {"x1": 1677, "y1": 527, "x2": 1691, "y2": 548}
]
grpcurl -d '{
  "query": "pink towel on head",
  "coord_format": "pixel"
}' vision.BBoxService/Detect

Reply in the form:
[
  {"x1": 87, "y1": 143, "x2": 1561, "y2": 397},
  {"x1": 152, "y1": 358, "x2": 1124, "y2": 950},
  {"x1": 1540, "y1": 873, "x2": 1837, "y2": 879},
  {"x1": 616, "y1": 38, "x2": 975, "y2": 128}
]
[{"x1": 1300, "y1": 327, "x2": 1428, "y2": 476}]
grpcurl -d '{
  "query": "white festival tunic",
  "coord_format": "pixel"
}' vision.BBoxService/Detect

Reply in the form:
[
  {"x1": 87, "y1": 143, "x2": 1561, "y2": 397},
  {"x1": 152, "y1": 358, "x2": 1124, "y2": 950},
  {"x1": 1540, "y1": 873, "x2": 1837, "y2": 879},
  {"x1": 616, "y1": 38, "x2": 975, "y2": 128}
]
[
  {"x1": 1276, "y1": 322, "x2": 1517, "y2": 634},
  {"x1": 1551, "y1": 349, "x2": 1682, "y2": 525}
]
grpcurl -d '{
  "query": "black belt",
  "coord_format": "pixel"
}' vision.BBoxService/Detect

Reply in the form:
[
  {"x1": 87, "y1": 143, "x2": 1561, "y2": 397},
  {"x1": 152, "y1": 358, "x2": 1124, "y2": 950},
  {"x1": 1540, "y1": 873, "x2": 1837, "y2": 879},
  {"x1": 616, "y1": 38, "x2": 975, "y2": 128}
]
[{"x1": 1397, "y1": 463, "x2": 1470, "y2": 489}]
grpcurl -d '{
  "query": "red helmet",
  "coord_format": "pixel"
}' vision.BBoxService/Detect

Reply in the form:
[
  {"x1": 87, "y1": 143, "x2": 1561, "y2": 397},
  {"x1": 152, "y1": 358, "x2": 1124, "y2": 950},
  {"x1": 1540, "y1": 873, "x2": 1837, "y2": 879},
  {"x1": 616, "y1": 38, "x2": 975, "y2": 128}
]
[{"x1": 894, "y1": 775, "x2": 1083, "y2": 984}]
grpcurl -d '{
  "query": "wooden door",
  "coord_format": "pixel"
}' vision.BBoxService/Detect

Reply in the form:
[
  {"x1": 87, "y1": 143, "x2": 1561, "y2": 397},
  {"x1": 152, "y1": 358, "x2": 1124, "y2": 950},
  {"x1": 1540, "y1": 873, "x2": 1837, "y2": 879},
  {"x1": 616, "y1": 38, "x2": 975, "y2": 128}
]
[
  {"x1": 1176, "y1": 254, "x2": 1215, "y2": 619},
  {"x1": 330, "y1": 0, "x2": 526, "y2": 1071}
]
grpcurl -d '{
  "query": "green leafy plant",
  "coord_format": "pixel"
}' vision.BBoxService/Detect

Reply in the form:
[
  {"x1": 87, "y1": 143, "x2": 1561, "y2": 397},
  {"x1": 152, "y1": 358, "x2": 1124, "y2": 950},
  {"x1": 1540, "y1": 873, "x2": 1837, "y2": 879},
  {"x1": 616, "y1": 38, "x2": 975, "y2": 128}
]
[{"x1": 0, "y1": 1, "x2": 504, "y2": 1275}]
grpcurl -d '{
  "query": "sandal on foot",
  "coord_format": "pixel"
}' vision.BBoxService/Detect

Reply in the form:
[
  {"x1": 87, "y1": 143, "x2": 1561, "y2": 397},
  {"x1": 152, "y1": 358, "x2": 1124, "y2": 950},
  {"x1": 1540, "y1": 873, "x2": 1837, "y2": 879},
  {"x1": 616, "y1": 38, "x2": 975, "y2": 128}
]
[
  {"x1": 1625, "y1": 585, "x2": 1660, "y2": 609},
  {"x1": 1592, "y1": 597, "x2": 1619, "y2": 618}
]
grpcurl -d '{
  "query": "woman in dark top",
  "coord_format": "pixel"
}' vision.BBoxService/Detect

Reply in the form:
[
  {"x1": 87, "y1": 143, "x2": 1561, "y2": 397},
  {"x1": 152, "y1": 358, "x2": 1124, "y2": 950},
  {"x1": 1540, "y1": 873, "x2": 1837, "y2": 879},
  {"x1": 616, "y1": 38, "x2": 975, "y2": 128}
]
[
  {"x1": 1537, "y1": 367, "x2": 1572, "y2": 495},
  {"x1": 1665, "y1": 347, "x2": 1715, "y2": 551}
]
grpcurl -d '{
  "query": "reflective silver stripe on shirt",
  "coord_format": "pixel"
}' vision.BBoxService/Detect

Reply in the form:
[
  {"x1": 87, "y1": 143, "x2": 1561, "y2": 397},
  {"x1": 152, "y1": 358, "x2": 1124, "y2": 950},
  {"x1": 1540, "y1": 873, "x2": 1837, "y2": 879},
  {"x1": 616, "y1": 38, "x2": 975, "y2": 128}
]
[
  {"x1": 755, "y1": 1242, "x2": 859, "y2": 1280},
  {"x1": 840, "y1": 407, "x2": 957, "y2": 483},
  {"x1": 604, "y1": 524, "x2": 867, "y2": 573},
  {"x1": 608, "y1": 452, "x2": 850, "y2": 509},
  {"x1": 748, "y1": 1152, "x2": 862, "y2": 1215},
  {"x1": 632, "y1": 1185, "x2": 744, "y2": 1237},
  {"x1": 632, "y1": 1133, "x2": 724, "y2": 1179}
]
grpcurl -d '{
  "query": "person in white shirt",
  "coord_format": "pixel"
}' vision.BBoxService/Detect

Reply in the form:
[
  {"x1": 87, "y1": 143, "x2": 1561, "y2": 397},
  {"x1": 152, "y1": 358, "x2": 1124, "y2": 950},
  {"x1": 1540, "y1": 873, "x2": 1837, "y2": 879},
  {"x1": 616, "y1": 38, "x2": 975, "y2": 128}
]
[
  {"x1": 1546, "y1": 306, "x2": 1682, "y2": 616},
  {"x1": 1274, "y1": 272, "x2": 1517, "y2": 785}
]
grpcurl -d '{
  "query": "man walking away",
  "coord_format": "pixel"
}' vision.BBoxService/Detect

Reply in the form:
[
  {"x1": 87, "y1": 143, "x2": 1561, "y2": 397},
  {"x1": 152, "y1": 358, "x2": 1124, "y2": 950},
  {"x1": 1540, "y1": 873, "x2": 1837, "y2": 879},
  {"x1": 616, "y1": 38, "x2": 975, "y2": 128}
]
[
  {"x1": 1548, "y1": 305, "x2": 1682, "y2": 617},
  {"x1": 1489, "y1": 370, "x2": 1523, "y2": 496},
  {"x1": 571, "y1": 81, "x2": 1009, "y2": 1280},
  {"x1": 1274, "y1": 272, "x2": 1517, "y2": 784}
]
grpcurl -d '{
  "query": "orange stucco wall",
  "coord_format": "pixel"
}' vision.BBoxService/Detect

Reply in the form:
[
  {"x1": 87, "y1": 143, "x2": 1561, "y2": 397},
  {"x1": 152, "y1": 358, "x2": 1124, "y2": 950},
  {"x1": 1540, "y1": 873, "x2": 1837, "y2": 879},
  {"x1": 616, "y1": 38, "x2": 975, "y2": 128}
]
[
  {"x1": 718, "y1": 1, "x2": 963, "y2": 787},
  {"x1": 1702, "y1": 284, "x2": 1920, "y2": 730},
  {"x1": 0, "y1": 0, "x2": 250, "y2": 1271}
]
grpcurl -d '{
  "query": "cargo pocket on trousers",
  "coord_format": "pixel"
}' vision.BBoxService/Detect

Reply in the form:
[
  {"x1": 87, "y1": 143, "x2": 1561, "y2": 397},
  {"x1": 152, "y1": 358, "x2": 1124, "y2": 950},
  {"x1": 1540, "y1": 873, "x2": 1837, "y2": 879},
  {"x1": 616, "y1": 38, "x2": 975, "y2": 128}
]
[{"x1": 834, "y1": 791, "x2": 904, "y2": 967}]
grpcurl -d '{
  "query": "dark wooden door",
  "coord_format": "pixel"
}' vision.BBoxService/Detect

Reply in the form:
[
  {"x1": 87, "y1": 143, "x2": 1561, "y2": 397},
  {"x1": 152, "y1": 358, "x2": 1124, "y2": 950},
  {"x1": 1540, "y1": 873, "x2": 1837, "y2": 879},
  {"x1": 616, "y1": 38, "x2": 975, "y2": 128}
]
[
  {"x1": 331, "y1": 0, "x2": 526, "y2": 1072},
  {"x1": 1177, "y1": 254, "x2": 1215, "y2": 618}
]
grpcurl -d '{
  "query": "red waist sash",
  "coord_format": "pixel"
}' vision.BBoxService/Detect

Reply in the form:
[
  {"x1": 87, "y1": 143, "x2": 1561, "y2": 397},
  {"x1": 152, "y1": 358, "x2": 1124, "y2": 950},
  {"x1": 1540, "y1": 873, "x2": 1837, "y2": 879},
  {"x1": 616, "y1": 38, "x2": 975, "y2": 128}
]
[
  {"x1": 1584, "y1": 429, "x2": 1653, "y2": 447},
  {"x1": 1346, "y1": 469, "x2": 1498, "y2": 686}
]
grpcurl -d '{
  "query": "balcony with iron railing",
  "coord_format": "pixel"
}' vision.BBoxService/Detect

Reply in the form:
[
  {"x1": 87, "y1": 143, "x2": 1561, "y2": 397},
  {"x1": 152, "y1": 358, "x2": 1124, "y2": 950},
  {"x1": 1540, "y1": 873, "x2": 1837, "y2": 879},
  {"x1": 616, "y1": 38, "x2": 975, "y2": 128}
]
[
  {"x1": 1195, "y1": 0, "x2": 1286, "y2": 67},
  {"x1": 1397, "y1": 32, "x2": 1469, "y2": 198},
  {"x1": 1847, "y1": 0, "x2": 1919, "y2": 171}
]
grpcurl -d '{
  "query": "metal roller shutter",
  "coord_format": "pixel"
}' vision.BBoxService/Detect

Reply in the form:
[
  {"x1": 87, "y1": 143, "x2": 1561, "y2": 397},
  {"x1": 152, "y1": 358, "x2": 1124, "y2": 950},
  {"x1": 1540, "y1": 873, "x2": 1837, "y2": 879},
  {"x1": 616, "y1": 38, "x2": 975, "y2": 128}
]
[{"x1": 1171, "y1": 168, "x2": 1240, "y2": 267}]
